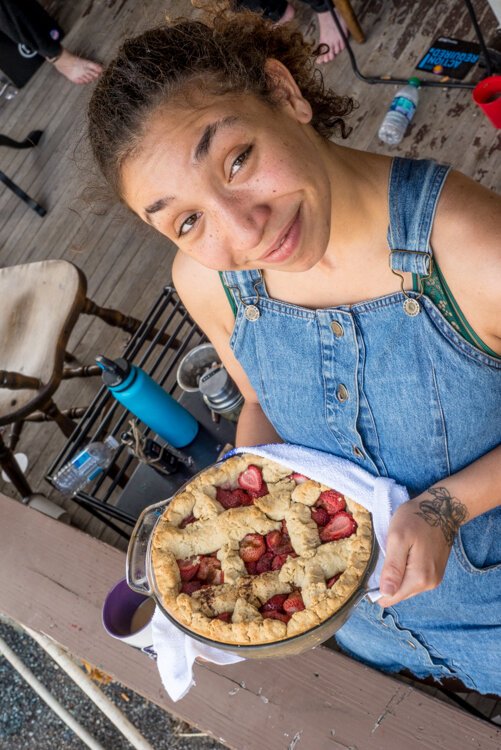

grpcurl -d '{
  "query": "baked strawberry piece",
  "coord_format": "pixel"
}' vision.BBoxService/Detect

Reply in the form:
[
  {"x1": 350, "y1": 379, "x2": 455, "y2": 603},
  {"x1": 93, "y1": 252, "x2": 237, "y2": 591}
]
[
  {"x1": 319, "y1": 511, "x2": 358, "y2": 542},
  {"x1": 289, "y1": 472, "x2": 310, "y2": 484},
  {"x1": 311, "y1": 506, "x2": 330, "y2": 527},
  {"x1": 176, "y1": 556, "x2": 200, "y2": 582},
  {"x1": 239, "y1": 533, "x2": 266, "y2": 562},
  {"x1": 316, "y1": 489, "x2": 346, "y2": 515},
  {"x1": 179, "y1": 513, "x2": 196, "y2": 528},
  {"x1": 216, "y1": 486, "x2": 253, "y2": 508},
  {"x1": 261, "y1": 594, "x2": 289, "y2": 612},
  {"x1": 262, "y1": 611, "x2": 290, "y2": 622},
  {"x1": 180, "y1": 580, "x2": 203, "y2": 595},
  {"x1": 237, "y1": 464, "x2": 269, "y2": 498},
  {"x1": 326, "y1": 574, "x2": 340, "y2": 588},
  {"x1": 283, "y1": 591, "x2": 305, "y2": 614},
  {"x1": 197, "y1": 555, "x2": 224, "y2": 584}
]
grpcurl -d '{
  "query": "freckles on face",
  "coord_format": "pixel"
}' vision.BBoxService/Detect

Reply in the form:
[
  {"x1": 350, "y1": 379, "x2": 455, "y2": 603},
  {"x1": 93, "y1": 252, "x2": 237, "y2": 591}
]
[{"x1": 121, "y1": 93, "x2": 333, "y2": 271}]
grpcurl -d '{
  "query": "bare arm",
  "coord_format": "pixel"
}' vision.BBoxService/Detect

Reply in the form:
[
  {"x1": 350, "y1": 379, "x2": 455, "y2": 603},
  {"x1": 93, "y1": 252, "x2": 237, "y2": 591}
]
[
  {"x1": 378, "y1": 445, "x2": 501, "y2": 607},
  {"x1": 378, "y1": 172, "x2": 501, "y2": 606},
  {"x1": 172, "y1": 251, "x2": 281, "y2": 446}
]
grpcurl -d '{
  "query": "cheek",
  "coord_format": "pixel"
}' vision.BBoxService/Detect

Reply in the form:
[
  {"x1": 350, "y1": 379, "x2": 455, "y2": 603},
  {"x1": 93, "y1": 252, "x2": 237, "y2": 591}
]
[
  {"x1": 183, "y1": 234, "x2": 234, "y2": 271},
  {"x1": 252, "y1": 156, "x2": 305, "y2": 195}
]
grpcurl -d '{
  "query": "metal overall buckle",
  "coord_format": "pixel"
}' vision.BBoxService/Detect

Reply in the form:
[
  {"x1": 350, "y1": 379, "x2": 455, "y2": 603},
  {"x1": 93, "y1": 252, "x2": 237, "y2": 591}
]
[
  {"x1": 388, "y1": 250, "x2": 433, "y2": 317},
  {"x1": 227, "y1": 278, "x2": 262, "y2": 321}
]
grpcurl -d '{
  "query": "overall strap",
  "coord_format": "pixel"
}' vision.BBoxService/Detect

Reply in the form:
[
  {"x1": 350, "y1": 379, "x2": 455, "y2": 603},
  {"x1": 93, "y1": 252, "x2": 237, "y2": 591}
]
[
  {"x1": 387, "y1": 157, "x2": 451, "y2": 275},
  {"x1": 220, "y1": 268, "x2": 267, "y2": 310}
]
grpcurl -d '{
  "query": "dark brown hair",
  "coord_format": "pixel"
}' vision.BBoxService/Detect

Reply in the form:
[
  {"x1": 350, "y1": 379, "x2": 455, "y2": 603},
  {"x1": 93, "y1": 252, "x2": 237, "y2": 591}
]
[{"x1": 88, "y1": 3, "x2": 355, "y2": 199}]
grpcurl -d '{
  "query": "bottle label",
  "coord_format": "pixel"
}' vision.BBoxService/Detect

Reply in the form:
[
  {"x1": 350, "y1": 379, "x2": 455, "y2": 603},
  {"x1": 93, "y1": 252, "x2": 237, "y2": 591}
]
[
  {"x1": 88, "y1": 467, "x2": 104, "y2": 481},
  {"x1": 72, "y1": 451, "x2": 92, "y2": 470},
  {"x1": 390, "y1": 96, "x2": 416, "y2": 121}
]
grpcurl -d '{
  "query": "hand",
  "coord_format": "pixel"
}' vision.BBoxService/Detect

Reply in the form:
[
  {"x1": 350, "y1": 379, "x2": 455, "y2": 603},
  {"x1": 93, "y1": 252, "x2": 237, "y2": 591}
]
[{"x1": 377, "y1": 496, "x2": 455, "y2": 608}]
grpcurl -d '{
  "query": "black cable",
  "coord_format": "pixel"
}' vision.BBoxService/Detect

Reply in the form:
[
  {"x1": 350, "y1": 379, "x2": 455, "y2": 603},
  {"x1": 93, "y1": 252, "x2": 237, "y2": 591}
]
[{"x1": 324, "y1": 0, "x2": 493, "y2": 90}]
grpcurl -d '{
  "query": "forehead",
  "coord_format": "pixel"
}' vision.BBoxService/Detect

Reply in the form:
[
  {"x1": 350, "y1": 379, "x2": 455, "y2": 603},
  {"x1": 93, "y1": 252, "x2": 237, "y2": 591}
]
[{"x1": 121, "y1": 91, "x2": 276, "y2": 205}]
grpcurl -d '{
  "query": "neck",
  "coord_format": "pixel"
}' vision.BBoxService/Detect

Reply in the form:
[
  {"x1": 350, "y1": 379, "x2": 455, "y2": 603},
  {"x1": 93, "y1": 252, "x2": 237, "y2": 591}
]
[{"x1": 317, "y1": 142, "x2": 391, "y2": 271}]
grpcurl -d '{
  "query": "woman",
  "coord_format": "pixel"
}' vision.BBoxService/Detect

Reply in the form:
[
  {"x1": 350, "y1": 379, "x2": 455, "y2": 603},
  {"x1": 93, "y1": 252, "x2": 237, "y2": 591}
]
[{"x1": 88, "y1": 7, "x2": 501, "y2": 694}]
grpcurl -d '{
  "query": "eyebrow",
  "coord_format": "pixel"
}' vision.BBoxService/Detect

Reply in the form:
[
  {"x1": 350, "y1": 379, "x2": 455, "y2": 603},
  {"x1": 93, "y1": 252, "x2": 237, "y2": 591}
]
[
  {"x1": 143, "y1": 115, "x2": 240, "y2": 220},
  {"x1": 194, "y1": 115, "x2": 240, "y2": 162},
  {"x1": 144, "y1": 195, "x2": 174, "y2": 217}
]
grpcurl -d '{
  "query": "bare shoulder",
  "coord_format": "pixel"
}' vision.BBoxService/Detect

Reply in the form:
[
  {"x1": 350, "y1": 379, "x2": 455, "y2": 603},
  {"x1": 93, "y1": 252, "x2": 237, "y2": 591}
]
[
  {"x1": 432, "y1": 169, "x2": 501, "y2": 344},
  {"x1": 433, "y1": 170, "x2": 501, "y2": 262}
]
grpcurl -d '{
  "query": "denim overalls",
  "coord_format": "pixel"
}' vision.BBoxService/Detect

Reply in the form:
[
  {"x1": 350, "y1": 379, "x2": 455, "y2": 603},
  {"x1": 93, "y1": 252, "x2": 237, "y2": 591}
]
[{"x1": 222, "y1": 157, "x2": 501, "y2": 693}]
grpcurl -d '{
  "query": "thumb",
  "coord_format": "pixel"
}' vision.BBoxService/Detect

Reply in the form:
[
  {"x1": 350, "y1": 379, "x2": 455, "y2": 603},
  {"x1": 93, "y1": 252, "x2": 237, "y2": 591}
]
[{"x1": 379, "y1": 532, "x2": 409, "y2": 597}]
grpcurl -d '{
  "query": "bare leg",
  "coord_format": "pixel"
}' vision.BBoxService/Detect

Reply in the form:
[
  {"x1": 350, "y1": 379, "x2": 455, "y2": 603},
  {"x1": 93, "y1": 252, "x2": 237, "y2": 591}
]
[
  {"x1": 316, "y1": 9, "x2": 349, "y2": 64},
  {"x1": 51, "y1": 47, "x2": 102, "y2": 84},
  {"x1": 274, "y1": 2, "x2": 296, "y2": 25}
]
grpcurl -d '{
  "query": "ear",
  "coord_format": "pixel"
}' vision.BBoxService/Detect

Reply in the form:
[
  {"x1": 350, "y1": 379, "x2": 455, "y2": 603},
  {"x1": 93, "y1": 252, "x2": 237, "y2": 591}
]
[{"x1": 264, "y1": 58, "x2": 313, "y2": 124}]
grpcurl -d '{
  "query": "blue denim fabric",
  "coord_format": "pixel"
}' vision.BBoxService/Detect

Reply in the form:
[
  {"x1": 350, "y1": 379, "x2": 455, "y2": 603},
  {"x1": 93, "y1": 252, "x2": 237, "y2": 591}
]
[{"x1": 222, "y1": 157, "x2": 501, "y2": 693}]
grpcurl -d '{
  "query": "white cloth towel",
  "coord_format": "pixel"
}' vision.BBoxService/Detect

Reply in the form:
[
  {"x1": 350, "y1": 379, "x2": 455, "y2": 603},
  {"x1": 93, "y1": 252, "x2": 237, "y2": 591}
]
[
  {"x1": 152, "y1": 607, "x2": 244, "y2": 702},
  {"x1": 151, "y1": 442, "x2": 409, "y2": 701}
]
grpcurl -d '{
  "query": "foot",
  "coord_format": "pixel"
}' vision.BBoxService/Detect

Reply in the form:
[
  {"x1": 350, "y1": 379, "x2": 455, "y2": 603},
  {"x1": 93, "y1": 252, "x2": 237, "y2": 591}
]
[
  {"x1": 52, "y1": 48, "x2": 103, "y2": 84},
  {"x1": 316, "y1": 9, "x2": 349, "y2": 64},
  {"x1": 274, "y1": 2, "x2": 296, "y2": 26}
]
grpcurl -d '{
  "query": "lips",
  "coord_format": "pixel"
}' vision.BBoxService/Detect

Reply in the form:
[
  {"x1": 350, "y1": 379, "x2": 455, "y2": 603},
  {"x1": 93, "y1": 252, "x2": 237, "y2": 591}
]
[{"x1": 258, "y1": 208, "x2": 301, "y2": 265}]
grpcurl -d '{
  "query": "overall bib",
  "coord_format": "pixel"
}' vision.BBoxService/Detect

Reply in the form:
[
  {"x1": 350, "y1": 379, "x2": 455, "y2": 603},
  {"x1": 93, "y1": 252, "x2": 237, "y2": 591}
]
[{"x1": 222, "y1": 157, "x2": 501, "y2": 693}]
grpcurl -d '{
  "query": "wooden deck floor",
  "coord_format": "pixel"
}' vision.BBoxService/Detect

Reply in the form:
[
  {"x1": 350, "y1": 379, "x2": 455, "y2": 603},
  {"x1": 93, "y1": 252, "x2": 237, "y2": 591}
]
[{"x1": 0, "y1": 0, "x2": 500, "y2": 723}]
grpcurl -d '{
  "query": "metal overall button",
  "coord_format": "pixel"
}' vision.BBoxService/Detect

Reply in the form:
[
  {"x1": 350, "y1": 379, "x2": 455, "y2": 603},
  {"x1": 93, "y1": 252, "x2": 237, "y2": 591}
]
[
  {"x1": 336, "y1": 384, "x2": 349, "y2": 402},
  {"x1": 403, "y1": 298, "x2": 420, "y2": 317},
  {"x1": 244, "y1": 305, "x2": 260, "y2": 321},
  {"x1": 330, "y1": 320, "x2": 344, "y2": 337}
]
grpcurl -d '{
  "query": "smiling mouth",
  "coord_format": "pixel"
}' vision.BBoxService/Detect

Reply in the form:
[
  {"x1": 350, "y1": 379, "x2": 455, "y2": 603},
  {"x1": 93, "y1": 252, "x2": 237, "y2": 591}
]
[{"x1": 259, "y1": 208, "x2": 301, "y2": 264}]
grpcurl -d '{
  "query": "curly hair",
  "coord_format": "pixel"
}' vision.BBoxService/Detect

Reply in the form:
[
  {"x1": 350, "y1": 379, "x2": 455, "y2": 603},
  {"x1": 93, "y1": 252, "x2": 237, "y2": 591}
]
[{"x1": 88, "y1": 2, "x2": 355, "y2": 199}]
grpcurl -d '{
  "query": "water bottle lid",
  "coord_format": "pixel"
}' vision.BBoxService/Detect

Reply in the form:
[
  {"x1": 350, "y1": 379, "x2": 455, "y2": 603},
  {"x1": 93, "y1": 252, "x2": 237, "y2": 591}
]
[
  {"x1": 408, "y1": 77, "x2": 421, "y2": 87},
  {"x1": 96, "y1": 355, "x2": 131, "y2": 387}
]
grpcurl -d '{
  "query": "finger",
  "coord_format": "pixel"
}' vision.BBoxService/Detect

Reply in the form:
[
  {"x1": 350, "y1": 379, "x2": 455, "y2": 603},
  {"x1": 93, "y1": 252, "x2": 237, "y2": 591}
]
[{"x1": 379, "y1": 531, "x2": 409, "y2": 598}]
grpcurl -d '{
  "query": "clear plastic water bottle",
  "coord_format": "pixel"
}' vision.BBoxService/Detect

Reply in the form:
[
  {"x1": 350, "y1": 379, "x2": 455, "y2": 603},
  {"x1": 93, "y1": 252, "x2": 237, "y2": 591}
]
[
  {"x1": 52, "y1": 436, "x2": 119, "y2": 495},
  {"x1": 378, "y1": 78, "x2": 420, "y2": 146}
]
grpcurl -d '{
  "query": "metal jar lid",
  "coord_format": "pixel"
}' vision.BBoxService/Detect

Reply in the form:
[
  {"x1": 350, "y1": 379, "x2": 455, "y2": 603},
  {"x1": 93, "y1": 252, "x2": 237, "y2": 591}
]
[{"x1": 198, "y1": 365, "x2": 243, "y2": 414}]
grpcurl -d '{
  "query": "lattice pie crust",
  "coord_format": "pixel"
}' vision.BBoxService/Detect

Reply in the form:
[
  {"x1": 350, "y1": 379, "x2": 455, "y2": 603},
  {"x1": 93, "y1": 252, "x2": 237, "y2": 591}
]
[{"x1": 151, "y1": 453, "x2": 372, "y2": 645}]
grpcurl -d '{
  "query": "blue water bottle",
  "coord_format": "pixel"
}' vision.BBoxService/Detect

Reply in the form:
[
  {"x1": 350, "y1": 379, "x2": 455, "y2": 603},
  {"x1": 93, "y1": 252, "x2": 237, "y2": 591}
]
[{"x1": 96, "y1": 356, "x2": 199, "y2": 448}]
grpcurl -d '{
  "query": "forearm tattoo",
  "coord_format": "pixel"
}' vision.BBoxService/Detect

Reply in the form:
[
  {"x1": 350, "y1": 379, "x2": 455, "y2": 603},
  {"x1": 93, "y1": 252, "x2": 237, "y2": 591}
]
[{"x1": 415, "y1": 486, "x2": 469, "y2": 545}]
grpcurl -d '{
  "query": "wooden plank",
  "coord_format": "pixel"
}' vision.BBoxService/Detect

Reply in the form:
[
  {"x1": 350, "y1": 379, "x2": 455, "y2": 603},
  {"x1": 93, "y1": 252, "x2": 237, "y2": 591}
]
[{"x1": 1, "y1": 492, "x2": 499, "y2": 750}]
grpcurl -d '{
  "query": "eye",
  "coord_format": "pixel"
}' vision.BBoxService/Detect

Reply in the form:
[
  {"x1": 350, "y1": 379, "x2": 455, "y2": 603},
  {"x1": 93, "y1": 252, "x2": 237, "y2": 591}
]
[
  {"x1": 229, "y1": 146, "x2": 253, "y2": 181},
  {"x1": 178, "y1": 212, "x2": 201, "y2": 237}
]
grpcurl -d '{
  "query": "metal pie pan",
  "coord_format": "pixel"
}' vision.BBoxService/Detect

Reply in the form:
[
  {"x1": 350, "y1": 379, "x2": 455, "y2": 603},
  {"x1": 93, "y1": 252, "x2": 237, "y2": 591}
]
[
  {"x1": 151, "y1": 532, "x2": 379, "y2": 660},
  {"x1": 127, "y1": 456, "x2": 379, "y2": 659}
]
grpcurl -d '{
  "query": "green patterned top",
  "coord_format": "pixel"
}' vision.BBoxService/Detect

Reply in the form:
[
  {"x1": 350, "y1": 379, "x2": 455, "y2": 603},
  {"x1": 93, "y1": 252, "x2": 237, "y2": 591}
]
[
  {"x1": 412, "y1": 261, "x2": 499, "y2": 359},
  {"x1": 218, "y1": 267, "x2": 500, "y2": 359}
]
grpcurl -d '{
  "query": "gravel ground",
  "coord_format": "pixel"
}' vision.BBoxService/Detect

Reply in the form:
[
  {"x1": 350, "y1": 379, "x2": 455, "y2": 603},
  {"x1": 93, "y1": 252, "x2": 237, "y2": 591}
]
[{"x1": 0, "y1": 619, "x2": 226, "y2": 750}]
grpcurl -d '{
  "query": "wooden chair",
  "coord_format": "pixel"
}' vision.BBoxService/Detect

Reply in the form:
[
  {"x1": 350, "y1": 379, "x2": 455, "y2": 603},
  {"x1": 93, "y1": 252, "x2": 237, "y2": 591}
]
[
  {"x1": 334, "y1": 0, "x2": 365, "y2": 44},
  {"x1": 0, "y1": 259, "x2": 175, "y2": 501}
]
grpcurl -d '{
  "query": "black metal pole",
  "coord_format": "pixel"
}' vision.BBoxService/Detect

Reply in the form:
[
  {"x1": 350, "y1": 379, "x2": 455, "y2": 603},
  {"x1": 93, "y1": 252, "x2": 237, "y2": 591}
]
[{"x1": 0, "y1": 171, "x2": 46, "y2": 216}]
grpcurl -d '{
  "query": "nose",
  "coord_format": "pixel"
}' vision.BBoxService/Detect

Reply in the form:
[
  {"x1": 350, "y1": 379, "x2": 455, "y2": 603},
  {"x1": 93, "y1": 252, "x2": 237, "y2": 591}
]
[{"x1": 212, "y1": 194, "x2": 270, "y2": 258}]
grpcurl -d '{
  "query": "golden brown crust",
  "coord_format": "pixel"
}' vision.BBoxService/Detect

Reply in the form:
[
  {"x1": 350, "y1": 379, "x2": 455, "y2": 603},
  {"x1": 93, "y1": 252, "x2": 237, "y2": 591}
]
[{"x1": 151, "y1": 453, "x2": 372, "y2": 645}]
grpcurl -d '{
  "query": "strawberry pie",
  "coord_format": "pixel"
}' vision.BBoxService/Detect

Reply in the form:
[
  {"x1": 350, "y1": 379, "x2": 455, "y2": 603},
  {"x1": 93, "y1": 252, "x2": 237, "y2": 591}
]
[{"x1": 151, "y1": 453, "x2": 373, "y2": 645}]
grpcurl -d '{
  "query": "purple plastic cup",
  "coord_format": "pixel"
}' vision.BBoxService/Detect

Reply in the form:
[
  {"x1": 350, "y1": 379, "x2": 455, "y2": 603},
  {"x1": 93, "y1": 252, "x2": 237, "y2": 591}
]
[{"x1": 102, "y1": 578, "x2": 155, "y2": 649}]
